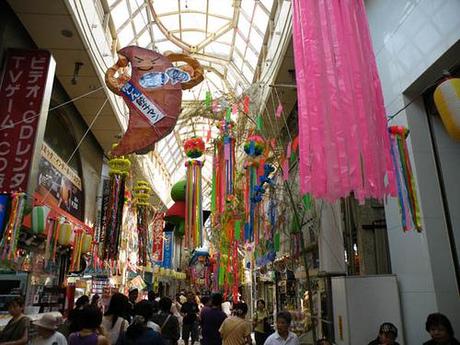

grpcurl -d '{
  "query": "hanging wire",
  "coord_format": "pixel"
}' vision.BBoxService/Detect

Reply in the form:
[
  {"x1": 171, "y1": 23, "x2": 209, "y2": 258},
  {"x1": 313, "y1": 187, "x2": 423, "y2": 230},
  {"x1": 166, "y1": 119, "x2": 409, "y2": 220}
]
[
  {"x1": 39, "y1": 98, "x2": 109, "y2": 204},
  {"x1": 0, "y1": 86, "x2": 105, "y2": 131}
]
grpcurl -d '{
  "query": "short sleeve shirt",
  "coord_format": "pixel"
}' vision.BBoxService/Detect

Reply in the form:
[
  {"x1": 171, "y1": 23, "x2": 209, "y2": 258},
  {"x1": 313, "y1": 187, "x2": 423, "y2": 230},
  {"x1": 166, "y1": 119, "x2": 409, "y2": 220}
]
[{"x1": 31, "y1": 331, "x2": 68, "y2": 345}]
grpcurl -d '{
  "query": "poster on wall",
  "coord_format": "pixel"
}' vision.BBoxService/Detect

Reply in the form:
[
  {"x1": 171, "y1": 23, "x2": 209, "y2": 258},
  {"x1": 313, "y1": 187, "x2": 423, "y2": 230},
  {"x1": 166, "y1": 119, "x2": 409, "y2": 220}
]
[
  {"x1": 36, "y1": 143, "x2": 83, "y2": 220},
  {"x1": 0, "y1": 49, "x2": 54, "y2": 192}
]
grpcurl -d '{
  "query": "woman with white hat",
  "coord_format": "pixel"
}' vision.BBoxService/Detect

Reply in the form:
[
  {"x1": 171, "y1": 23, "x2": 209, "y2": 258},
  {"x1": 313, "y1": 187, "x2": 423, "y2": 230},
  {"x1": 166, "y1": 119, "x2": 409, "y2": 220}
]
[{"x1": 31, "y1": 313, "x2": 67, "y2": 345}]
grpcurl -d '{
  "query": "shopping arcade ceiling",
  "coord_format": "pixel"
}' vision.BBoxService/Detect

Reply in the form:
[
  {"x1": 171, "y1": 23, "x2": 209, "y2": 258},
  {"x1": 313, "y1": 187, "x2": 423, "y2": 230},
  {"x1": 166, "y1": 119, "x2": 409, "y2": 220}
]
[{"x1": 104, "y1": 0, "x2": 277, "y2": 205}]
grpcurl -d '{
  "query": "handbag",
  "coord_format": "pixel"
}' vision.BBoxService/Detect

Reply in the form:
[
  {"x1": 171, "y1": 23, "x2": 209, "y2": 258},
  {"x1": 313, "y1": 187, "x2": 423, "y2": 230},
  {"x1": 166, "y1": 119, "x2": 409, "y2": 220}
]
[
  {"x1": 263, "y1": 317, "x2": 274, "y2": 335},
  {"x1": 160, "y1": 314, "x2": 174, "y2": 345}
]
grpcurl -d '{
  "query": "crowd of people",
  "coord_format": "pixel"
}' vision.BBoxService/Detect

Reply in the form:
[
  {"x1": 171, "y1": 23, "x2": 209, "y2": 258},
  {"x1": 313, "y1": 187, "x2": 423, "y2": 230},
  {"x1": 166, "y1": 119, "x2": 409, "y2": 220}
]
[{"x1": 0, "y1": 293, "x2": 457, "y2": 345}]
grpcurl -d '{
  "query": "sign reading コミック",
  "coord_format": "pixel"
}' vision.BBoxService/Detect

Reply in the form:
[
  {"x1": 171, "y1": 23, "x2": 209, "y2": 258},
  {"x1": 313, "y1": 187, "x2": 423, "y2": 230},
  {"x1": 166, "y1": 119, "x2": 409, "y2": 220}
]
[{"x1": 0, "y1": 49, "x2": 54, "y2": 193}]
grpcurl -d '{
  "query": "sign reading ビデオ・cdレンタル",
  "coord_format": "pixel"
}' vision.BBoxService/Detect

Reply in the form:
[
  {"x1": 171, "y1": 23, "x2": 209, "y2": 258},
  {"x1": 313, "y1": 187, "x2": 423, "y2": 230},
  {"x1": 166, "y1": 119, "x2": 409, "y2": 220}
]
[{"x1": 0, "y1": 49, "x2": 53, "y2": 192}]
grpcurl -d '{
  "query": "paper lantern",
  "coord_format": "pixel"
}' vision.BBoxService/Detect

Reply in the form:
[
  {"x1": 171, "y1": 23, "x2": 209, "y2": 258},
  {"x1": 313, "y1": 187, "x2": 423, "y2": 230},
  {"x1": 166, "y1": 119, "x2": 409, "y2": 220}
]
[
  {"x1": 244, "y1": 135, "x2": 265, "y2": 157},
  {"x1": 80, "y1": 234, "x2": 93, "y2": 253},
  {"x1": 31, "y1": 206, "x2": 50, "y2": 234},
  {"x1": 434, "y1": 78, "x2": 460, "y2": 140},
  {"x1": 58, "y1": 223, "x2": 73, "y2": 246},
  {"x1": 184, "y1": 137, "x2": 205, "y2": 158}
]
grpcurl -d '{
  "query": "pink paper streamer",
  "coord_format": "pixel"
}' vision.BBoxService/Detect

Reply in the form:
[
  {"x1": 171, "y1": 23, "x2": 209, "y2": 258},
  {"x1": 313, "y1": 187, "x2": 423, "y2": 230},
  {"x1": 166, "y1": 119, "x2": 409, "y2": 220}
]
[
  {"x1": 232, "y1": 103, "x2": 238, "y2": 115},
  {"x1": 282, "y1": 159, "x2": 289, "y2": 181},
  {"x1": 292, "y1": 0, "x2": 395, "y2": 202},
  {"x1": 275, "y1": 103, "x2": 283, "y2": 118}
]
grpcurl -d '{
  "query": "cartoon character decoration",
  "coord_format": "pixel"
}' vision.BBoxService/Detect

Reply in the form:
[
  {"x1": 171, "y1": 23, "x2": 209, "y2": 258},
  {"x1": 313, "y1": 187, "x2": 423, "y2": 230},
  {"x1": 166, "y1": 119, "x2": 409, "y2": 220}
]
[
  {"x1": 164, "y1": 180, "x2": 186, "y2": 237},
  {"x1": 105, "y1": 46, "x2": 204, "y2": 156}
]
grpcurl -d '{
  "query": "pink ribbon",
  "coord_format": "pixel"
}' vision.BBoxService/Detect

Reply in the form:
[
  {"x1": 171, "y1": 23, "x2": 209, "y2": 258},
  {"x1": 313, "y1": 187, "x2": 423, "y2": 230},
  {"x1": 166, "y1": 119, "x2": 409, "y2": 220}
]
[{"x1": 292, "y1": 0, "x2": 395, "y2": 202}]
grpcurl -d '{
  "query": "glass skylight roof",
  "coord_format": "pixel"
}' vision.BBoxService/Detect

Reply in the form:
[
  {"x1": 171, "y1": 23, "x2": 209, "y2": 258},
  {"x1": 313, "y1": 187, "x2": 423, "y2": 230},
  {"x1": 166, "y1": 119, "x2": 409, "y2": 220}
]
[{"x1": 106, "y1": 0, "x2": 276, "y2": 206}]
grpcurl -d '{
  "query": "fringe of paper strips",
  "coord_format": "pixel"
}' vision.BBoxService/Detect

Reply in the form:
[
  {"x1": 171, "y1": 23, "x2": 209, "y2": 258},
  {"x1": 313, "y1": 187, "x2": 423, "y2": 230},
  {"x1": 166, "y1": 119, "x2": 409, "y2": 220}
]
[
  {"x1": 292, "y1": 0, "x2": 396, "y2": 202},
  {"x1": 243, "y1": 134, "x2": 265, "y2": 242},
  {"x1": 101, "y1": 153, "x2": 131, "y2": 262},
  {"x1": 184, "y1": 137, "x2": 205, "y2": 249},
  {"x1": 389, "y1": 126, "x2": 422, "y2": 232},
  {"x1": 134, "y1": 181, "x2": 152, "y2": 266},
  {"x1": 0, "y1": 192, "x2": 26, "y2": 262}
]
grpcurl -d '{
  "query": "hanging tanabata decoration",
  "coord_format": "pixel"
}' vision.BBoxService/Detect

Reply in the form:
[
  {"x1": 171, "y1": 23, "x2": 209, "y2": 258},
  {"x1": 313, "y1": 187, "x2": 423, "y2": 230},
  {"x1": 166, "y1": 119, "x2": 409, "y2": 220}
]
[
  {"x1": 211, "y1": 120, "x2": 236, "y2": 227},
  {"x1": 134, "y1": 181, "x2": 152, "y2": 266},
  {"x1": 243, "y1": 134, "x2": 265, "y2": 242},
  {"x1": 433, "y1": 77, "x2": 460, "y2": 141},
  {"x1": 389, "y1": 126, "x2": 422, "y2": 232},
  {"x1": 101, "y1": 152, "x2": 131, "y2": 263},
  {"x1": 0, "y1": 194, "x2": 10, "y2": 241},
  {"x1": 165, "y1": 180, "x2": 186, "y2": 237},
  {"x1": 184, "y1": 137, "x2": 205, "y2": 249},
  {"x1": 105, "y1": 46, "x2": 203, "y2": 156},
  {"x1": 0, "y1": 192, "x2": 26, "y2": 262},
  {"x1": 151, "y1": 211, "x2": 165, "y2": 264},
  {"x1": 292, "y1": 0, "x2": 395, "y2": 202}
]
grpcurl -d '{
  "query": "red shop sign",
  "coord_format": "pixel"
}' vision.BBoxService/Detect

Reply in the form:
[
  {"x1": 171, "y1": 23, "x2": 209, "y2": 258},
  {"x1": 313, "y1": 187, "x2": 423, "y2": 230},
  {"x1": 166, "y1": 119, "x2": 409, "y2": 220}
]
[{"x1": 0, "y1": 49, "x2": 54, "y2": 193}]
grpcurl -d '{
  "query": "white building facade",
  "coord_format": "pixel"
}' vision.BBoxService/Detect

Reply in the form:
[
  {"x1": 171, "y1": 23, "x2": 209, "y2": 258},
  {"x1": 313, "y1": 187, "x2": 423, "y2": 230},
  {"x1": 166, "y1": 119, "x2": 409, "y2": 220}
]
[{"x1": 365, "y1": 0, "x2": 460, "y2": 344}]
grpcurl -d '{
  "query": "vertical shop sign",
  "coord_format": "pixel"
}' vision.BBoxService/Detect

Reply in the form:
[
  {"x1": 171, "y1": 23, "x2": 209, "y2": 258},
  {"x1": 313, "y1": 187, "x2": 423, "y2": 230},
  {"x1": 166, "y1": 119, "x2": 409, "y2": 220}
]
[
  {"x1": 162, "y1": 231, "x2": 174, "y2": 268},
  {"x1": 151, "y1": 212, "x2": 164, "y2": 262},
  {"x1": 0, "y1": 49, "x2": 55, "y2": 193}
]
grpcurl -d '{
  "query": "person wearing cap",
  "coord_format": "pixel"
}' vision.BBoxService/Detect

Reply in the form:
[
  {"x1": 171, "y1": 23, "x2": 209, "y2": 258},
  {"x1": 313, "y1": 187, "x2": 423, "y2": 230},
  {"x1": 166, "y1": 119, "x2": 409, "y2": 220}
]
[
  {"x1": 367, "y1": 322, "x2": 400, "y2": 345},
  {"x1": 31, "y1": 313, "x2": 67, "y2": 345}
]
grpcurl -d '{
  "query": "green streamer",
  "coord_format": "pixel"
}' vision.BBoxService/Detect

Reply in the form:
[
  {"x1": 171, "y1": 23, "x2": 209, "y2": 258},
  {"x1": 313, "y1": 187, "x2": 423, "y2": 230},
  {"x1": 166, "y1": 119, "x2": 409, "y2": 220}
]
[
  {"x1": 226, "y1": 107, "x2": 231, "y2": 122},
  {"x1": 302, "y1": 194, "x2": 312, "y2": 210},
  {"x1": 290, "y1": 151, "x2": 297, "y2": 164},
  {"x1": 234, "y1": 220, "x2": 241, "y2": 240},
  {"x1": 218, "y1": 265, "x2": 225, "y2": 286},
  {"x1": 274, "y1": 233, "x2": 280, "y2": 252},
  {"x1": 205, "y1": 91, "x2": 212, "y2": 108},
  {"x1": 256, "y1": 114, "x2": 263, "y2": 131}
]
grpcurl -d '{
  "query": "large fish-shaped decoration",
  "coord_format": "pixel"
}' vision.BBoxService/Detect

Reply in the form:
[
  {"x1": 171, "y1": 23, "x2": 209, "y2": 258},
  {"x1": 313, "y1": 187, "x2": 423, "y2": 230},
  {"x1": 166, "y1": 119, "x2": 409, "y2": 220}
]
[{"x1": 105, "y1": 46, "x2": 203, "y2": 156}]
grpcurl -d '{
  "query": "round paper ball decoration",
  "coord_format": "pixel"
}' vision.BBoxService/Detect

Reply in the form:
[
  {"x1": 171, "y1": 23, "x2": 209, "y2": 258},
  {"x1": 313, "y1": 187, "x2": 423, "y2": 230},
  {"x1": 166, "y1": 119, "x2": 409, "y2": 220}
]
[
  {"x1": 184, "y1": 137, "x2": 205, "y2": 158},
  {"x1": 171, "y1": 180, "x2": 187, "y2": 201},
  {"x1": 244, "y1": 135, "x2": 265, "y2": 157},
  {"x1": 434, "y1": 78, "x2": 460, "y2": 141}
]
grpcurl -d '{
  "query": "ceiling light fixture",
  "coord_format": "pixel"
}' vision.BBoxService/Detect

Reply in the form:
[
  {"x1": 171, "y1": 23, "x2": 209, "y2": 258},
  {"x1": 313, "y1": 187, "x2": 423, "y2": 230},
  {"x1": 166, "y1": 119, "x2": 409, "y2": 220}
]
[
  {"x1": 61, "y1": 29, "x2": 73, "y2": 38},
  {"x1": 71, "y1": 62, "x2": 84, "y2": 85}
]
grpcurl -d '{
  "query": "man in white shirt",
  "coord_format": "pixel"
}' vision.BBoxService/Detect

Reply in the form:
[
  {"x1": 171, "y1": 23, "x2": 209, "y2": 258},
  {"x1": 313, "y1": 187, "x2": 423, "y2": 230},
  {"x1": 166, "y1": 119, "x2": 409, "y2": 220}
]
[
  {"x1": 31, "y1": 313, "x2": 67, "y2": 345},
  {"x1": 264, "y1": 312, "x2": 300, "y2": 345}
]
